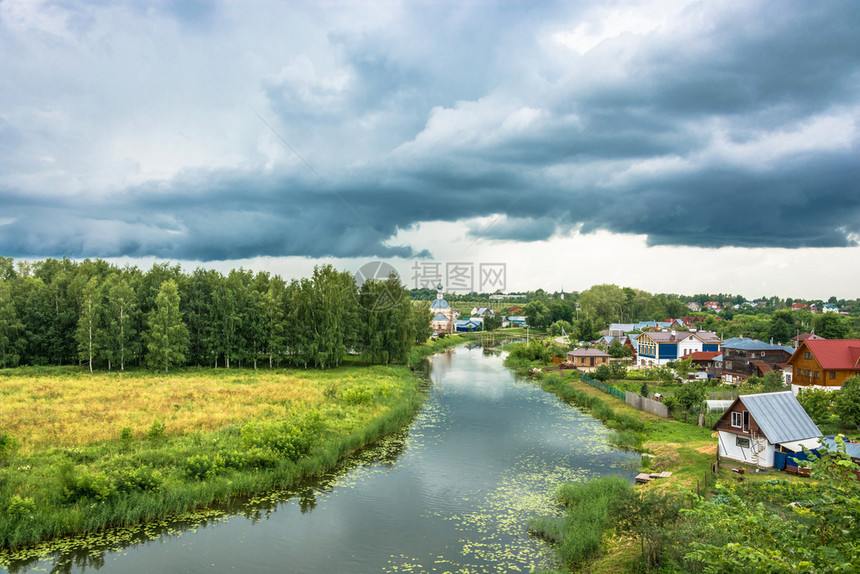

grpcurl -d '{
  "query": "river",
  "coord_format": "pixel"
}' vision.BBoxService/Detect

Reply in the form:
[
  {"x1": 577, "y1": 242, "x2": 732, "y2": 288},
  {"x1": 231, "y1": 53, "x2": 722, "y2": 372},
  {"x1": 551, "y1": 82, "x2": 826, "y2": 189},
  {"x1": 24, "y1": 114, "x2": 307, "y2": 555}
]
[{"x1": 3, "y1": 346, "x2": 639, "y2": 573}]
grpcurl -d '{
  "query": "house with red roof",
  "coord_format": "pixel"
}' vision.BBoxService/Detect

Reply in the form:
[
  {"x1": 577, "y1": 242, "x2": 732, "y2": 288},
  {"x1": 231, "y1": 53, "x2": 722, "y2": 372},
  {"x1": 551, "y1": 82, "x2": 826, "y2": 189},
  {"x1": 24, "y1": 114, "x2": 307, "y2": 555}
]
[{"x1": 788, "y1": 339, "x2": 860, "y2": 394}]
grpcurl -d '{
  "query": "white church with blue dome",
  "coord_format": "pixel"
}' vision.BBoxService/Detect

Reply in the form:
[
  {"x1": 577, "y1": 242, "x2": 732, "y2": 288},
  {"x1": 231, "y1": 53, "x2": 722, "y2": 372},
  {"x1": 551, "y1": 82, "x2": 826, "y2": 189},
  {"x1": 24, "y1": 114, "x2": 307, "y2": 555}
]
[{"x1": 430, "y1": 283, "x2": 455, "y2": 333}]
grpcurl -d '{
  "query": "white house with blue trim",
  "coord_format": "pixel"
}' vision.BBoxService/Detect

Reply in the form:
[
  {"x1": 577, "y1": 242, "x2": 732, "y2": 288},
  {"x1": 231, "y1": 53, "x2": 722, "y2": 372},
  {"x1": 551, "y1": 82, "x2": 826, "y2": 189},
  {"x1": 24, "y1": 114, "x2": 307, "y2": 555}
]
[{"x1": 637, "y1": 331, "x2": 721, "y2": 367}]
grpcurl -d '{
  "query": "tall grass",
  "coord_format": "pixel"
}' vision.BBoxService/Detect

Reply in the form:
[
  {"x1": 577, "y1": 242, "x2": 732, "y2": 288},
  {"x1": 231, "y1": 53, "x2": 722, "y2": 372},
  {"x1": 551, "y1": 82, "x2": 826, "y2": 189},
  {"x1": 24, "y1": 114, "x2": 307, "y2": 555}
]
[{"x1": 528, "y1": 476, "x2": 631, "y2": 568}]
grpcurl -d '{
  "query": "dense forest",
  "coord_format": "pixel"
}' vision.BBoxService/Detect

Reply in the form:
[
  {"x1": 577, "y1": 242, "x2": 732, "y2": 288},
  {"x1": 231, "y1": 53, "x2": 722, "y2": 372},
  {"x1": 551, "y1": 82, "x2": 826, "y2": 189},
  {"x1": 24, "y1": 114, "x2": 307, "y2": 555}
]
[{"x1": 0, "y1": 256, "x2": 430, "y2": 371}]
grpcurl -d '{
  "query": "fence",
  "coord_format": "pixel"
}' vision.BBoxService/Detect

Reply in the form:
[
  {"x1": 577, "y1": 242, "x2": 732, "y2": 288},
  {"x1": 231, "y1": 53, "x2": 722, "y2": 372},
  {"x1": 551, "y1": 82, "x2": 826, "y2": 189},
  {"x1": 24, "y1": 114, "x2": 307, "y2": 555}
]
[
  {"x1": 625, "y1": 392, "x2": 669, "y2": 418},
  {"x1": 581, "y1": 374, "x2": 626, "y2": 400}
]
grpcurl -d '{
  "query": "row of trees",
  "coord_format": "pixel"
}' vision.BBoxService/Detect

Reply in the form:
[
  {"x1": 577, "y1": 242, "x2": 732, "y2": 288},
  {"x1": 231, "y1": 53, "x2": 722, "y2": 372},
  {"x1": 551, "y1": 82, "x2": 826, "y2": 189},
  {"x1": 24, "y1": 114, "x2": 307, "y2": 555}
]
[{"x1": 0, "y1": 256, "x2": 431, "y2": 371}]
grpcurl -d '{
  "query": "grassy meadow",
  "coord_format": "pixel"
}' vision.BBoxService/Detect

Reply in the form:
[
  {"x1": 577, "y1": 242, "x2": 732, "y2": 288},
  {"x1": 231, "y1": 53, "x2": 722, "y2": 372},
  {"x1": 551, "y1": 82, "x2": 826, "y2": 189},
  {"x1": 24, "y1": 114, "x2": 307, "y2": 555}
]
[{"x1": 0, "y1": 362, "x2": 426, "y2": 553}]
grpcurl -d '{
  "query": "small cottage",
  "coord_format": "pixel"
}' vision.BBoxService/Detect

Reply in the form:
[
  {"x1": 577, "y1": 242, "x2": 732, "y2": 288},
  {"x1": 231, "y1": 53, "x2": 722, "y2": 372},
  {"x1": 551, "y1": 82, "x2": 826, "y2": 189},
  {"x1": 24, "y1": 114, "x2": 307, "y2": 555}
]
[
  {"x1": 712, "y1": 391, "x2": 821, "y2": 468},
  {"x1": 565, "y1": 348, "x2": 611, "y2": 372}
]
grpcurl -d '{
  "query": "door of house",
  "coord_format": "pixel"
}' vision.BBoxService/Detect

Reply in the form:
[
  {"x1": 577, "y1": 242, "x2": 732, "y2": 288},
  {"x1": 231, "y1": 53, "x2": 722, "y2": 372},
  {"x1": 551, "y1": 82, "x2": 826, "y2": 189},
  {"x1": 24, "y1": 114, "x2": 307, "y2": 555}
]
[
  {"x1": 743, "y1": 411, "x2": 750, "y2": 432},
  {"x1": 590, "y1": 357, "x2": 594, "y2": 366}
]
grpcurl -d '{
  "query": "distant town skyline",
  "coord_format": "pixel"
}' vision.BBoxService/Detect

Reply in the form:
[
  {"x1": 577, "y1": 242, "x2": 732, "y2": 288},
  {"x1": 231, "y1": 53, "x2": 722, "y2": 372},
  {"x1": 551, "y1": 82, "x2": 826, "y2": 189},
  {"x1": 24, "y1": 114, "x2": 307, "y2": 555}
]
[{"x1": 2, "y1": 1, "x2": 859, "y2": 299}]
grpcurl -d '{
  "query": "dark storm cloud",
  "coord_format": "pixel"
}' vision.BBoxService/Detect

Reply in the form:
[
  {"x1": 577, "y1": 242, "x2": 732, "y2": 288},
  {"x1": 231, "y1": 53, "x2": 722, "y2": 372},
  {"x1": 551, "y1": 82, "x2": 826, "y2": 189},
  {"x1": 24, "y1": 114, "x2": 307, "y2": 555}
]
[{"x1": 1, "y1": 0, "x2": 859, "y2": 260}]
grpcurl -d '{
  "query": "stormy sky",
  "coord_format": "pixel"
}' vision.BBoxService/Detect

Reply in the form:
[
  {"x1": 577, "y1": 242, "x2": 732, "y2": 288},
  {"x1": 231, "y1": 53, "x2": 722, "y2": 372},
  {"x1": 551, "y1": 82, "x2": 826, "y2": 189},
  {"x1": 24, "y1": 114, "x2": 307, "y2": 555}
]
[{"x1": 1, "y1": 1, "x2": 859, "y2": 298}]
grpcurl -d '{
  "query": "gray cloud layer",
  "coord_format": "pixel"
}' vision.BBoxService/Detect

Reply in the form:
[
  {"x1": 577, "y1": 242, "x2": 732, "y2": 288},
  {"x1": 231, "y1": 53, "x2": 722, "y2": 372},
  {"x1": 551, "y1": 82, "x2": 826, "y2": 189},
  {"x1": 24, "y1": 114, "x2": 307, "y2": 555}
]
[{"x1": 1, "y1": 0, "x2": 858, "y2": 260}]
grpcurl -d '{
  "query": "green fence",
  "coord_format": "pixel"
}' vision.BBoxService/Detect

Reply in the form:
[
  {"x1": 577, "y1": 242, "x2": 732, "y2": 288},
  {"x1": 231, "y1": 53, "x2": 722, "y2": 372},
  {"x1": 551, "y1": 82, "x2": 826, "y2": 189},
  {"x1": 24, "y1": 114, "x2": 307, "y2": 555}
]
[{"x1": 581, "y1": 374, "x2": 626, "y2": 400}]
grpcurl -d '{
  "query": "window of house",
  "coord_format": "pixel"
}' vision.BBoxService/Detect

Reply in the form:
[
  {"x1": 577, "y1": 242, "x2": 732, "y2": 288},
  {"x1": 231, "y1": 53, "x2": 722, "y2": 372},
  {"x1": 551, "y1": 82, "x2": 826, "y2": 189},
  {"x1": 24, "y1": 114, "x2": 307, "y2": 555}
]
[
  {"x1": 814, "y1": 371, "x2": 819, "y2": 378},
  {"x1": 761, "y1": 351, "x2": 766, "y2": 357},
  {"x1": 731, "y1": 412, "x2": 742, "y2": 428},
  {"x1": 736, "y1": 436, "x2": 750, "y2": 448},
  {"x1": 830, "y1": 372, "x2": 836, "y2": 380}
]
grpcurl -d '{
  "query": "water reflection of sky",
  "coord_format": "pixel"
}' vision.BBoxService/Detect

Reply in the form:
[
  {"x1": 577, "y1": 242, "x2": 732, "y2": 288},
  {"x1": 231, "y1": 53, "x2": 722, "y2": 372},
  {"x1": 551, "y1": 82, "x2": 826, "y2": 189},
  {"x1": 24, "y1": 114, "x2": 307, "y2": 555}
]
[{"x1": 2, "y1": 346, "x2": 638, "y2": 574}]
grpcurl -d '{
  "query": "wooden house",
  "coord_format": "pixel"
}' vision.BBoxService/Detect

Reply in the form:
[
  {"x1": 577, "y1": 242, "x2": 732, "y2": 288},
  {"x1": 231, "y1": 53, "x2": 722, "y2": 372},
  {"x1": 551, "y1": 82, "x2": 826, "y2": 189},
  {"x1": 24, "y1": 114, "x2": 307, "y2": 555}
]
[
  {"x1": 788, "y1": 339, "x2": 860, "y2": 393},
  {"x1": 720, "y1": 337, "x2": 793, "y2": 384},
  {"x1": 565, "y1": 348, "x2": 610, "y2": 372},
  {"x1": 712, "y1": 391, "x2": 821, "y2": 468}
]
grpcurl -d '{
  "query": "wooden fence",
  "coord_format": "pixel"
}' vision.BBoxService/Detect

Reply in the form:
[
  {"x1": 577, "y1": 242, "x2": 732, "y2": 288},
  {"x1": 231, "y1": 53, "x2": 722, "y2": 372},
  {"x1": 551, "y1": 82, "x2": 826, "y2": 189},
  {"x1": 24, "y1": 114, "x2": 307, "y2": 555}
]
[{"x1": 625, "y1": 392, "x2": 669, "y2": 418}]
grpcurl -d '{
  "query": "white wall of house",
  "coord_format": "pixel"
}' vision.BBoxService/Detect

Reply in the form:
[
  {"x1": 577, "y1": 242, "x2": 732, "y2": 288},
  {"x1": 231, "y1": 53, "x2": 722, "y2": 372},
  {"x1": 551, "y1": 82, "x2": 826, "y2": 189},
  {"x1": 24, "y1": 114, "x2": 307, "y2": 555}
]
[
  {"x1": 677, "y1": 338, "x2": 703, "y2": 358},
  {"x1": 717, "y1": 431, "x2": 775, "y2": 467}
]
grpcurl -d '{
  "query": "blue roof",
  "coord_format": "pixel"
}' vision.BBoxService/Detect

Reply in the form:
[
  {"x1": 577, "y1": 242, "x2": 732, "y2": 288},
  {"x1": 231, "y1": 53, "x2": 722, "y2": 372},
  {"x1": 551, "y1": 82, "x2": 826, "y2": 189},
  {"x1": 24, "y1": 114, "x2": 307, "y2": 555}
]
[
  {"x1": 432, "y1": 313, "x2": 449, "y2": 321},
  {"x1": 722, "y1": 337, "x2": 793, "y2": 353},
  {"x1": 430, "y1": 298, "x2": 451, "y2": 310},
  {"x1": 821, "y1": 435, "x2": 860, "y2": 459}
]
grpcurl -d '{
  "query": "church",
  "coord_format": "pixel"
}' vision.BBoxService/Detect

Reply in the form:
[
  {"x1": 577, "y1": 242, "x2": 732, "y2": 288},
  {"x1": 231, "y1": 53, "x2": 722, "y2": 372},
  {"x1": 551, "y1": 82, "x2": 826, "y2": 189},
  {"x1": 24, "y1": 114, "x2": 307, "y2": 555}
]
[{"x1": 430, "y1": 283, "x2": 455, "y2": 334}]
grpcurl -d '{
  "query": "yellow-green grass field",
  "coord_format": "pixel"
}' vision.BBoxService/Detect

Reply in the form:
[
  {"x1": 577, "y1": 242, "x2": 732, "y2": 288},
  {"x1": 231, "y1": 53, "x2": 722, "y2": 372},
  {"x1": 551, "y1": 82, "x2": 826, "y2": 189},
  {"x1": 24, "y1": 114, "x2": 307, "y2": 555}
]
[
  {"x1": 1, "y1": 366, "x2": 403, "y2": 451},
  {"x1": 0, "y1": 362, "x2": 426, "y2": 554}
]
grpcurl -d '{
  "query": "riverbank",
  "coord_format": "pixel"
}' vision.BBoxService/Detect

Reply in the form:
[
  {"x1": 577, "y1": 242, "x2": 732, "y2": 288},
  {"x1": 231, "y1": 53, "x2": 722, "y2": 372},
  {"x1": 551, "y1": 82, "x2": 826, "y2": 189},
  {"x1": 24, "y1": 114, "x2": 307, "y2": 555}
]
[
  {"x1": 0, "y1": 361, "x2": 428, "y2": 560},
  {"x1": 507, "y1": 351, "x2": 846, "y2": 573}
]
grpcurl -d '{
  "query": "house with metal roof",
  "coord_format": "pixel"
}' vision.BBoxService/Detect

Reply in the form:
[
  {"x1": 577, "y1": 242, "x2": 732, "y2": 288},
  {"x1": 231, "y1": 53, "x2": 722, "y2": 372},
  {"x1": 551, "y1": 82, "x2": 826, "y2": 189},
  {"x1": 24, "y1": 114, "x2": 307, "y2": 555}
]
[
  {"x1": 712, "y1": 391, "x2": 822, "y2": 468},
  {"x1": 720, "y1": 337, "x2": 794, "y2": 384},
  {"x1": 787, "y1": 339, "x2": 860, "y2": 394}
]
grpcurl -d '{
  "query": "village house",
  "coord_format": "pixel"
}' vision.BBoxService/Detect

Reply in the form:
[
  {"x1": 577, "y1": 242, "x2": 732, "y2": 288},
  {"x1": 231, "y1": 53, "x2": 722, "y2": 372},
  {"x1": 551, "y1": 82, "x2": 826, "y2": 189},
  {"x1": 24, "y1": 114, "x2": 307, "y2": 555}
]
[
  {"x1": 470, "y1": 306, "x2": 495, "y2": 317},
  {"x1": 712, "y1": 391, "x2": 821, "y2": 468},
  {"x1": 720, "y1": 337, "x2": 794, "y2": 384},
  {"x1": 565, "y1": 348, "x2": 610, "y2": 372},
  {"x1": 636, "y1": 330, "x2": 721, "y2": 367},
  {"x1": 788, "y1": 339, "x2": 860, "y2": 394},
  {"x1": 680, "y1": 351, "x2": 722, "y2": 378},
  {"x1": 686, "y1": 302, "x2": 700, "y2": 312},
  {"x1": 704, "y1": 301, "x2": 722, "y2": 311},
  {"x1": 791, "y1": 332, "x2": 824, "y2": 349}
]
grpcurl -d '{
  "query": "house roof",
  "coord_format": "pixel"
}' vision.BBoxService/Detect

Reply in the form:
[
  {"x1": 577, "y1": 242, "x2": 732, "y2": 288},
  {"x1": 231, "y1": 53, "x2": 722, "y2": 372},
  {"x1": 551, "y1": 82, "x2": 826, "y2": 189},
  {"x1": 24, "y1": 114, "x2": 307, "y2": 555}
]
[
  {"x1": 722, "y1": 337, "x2": 793, "y2": 353},
  {"x1": 720, "y1": 391, "x2": 821, "y2": 444},
  {"x1": 750, "y1": 360, "x2": 774, "y2": 374},
  {"x1": 691, "y1": 331, "x2": 721, "y2": 344},
  {"x1": 639, "y1": 331, "x2": 693, "y2": 343},
  {"x1": 681, "y1": 351, "x2": 721, "y2": 361},
  {"x1": 791, "y1": 332, "x2": 824, "y2": 342},
  {"x1": 430, "y1": 298, "x2": 451, "y2": 310},
  {"x1": 432, "y1": 313, "x2": 449, "y2": 321},
  {"x1": 797, "y1": 339, "x2": 860, "y2": 370},
  {"x1": 566, "y1": 348, "x2": 611, "y2": 357}
]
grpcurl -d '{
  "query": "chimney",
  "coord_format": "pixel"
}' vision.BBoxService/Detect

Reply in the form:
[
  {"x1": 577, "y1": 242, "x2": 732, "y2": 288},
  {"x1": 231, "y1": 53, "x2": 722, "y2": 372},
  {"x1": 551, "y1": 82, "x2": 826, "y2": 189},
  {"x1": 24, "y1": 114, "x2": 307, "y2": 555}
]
[{"x1": 671, "y1": 329, "x2": 676, "y2": 340}]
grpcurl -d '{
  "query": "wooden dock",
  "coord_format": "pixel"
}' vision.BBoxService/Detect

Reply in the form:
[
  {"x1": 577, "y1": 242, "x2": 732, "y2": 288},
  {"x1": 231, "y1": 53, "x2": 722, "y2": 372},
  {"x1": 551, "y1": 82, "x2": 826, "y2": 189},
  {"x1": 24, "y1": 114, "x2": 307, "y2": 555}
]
[{"x1": 635, "y1": 472, "x2": 673, "y2": 483}]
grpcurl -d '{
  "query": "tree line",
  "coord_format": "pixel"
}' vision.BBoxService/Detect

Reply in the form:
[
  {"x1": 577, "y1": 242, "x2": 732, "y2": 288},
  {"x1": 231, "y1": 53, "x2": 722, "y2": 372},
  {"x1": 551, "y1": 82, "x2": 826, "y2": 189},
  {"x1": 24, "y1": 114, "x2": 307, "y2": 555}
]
[{"x1": 0, "y1": 256, "x2": 431, "y2": 371}]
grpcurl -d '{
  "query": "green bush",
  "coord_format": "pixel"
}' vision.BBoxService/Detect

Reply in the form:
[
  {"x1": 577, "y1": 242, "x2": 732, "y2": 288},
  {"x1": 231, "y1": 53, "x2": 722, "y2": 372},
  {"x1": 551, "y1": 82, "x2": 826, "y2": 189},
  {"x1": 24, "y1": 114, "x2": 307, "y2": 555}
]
[
  {"x1": 0, "y1": 432, "x2": 19, "y2": 464},
  {"x1": 341, "y1": 386, "x2": 373, "y2": 405},
  {"x1": 112, "y1": 466, "x2": 164, "y2": 492},
  {"x1": 7, "y1": 494, "x2": 36, "y2": 520},
  {"x1": 120, "y1": 426, "x2": 134, "y2": 443},
  {"x1": 146, "y1": 419, "x2": 166, "y2": 441},
  {"x1": 184, "y1": 454, "x2": 225, "y2": 480},
  {"x1": 240, "y1": 411, "x2": 323, "y2": 462},
  {"x1": 59, "y1": 463, "x2": 116, "y2": 502}
]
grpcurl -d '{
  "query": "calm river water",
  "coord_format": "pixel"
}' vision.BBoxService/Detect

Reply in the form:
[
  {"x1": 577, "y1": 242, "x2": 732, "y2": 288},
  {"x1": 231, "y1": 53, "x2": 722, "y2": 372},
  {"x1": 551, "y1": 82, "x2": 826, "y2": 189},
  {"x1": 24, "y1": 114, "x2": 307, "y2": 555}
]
[{"x1": 4, "y1": 346, "x2": 638, "y2": 573}]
